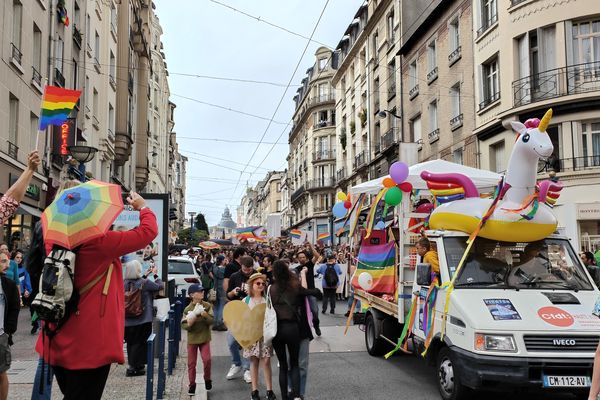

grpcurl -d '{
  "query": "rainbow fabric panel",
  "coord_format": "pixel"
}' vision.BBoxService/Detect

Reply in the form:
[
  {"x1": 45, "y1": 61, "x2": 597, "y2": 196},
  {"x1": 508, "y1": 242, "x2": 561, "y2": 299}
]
[
  {"x1": 317, "y1": 232, "x2": 330, "y2": 241},
  {"x1": 352, "y1": 241, "x2": 396, "y2": 295},
  {"x1": 39, "y1": 86, "x2": 82, "y2": 130}
]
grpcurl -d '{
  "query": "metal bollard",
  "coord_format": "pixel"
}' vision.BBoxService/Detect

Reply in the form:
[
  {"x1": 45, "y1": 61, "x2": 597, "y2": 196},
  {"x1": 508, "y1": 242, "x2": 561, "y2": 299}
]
[
  {"x1": 167, "y1": 309, "x2": 175, "y2": 375},
  {"x1": 156, "y1": 318, "x2": 167, "y2": 399},
  {"x1": 175, "y1": 300, "x2": 183, "y2": 356},
  {"x1": 146, "y1": 333, "x2": 156, "y2": 400}
]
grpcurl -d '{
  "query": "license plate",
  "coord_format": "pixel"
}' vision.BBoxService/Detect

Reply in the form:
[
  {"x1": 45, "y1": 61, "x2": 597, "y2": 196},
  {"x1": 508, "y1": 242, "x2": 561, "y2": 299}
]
[{"x1": 542, "y1": 375, "x2": 591, "y2": 387}]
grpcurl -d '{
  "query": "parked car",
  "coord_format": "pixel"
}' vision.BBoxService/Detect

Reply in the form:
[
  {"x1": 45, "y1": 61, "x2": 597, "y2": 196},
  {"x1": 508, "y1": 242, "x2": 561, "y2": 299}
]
[{"x1": 168, "y1": 256, "x2": 201, "y2": 295}]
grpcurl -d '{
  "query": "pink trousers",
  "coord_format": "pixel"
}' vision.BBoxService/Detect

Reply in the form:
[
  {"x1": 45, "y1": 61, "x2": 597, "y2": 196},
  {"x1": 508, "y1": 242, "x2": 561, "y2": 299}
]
[{"x1": 187, "y1": 342, "x2": 211, "y2": 384}]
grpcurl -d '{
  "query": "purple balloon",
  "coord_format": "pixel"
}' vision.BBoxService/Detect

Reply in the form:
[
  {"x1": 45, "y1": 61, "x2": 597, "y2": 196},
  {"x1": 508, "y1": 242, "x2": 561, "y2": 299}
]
[{"x1": 389, "y1": 162, "x2": 409, "y2": 184}]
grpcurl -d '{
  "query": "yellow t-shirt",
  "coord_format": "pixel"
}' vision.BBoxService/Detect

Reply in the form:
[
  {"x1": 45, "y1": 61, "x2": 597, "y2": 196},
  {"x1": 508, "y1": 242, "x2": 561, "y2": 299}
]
[{"x1": 423, "y1": 250, "x2": 440, "y2": 274}]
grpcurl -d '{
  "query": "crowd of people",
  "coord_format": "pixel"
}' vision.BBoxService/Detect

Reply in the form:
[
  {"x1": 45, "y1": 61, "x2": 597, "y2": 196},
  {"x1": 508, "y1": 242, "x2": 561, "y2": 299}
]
[{"x1": 174, "y1": 240, "x2": 356, "y2": 400}]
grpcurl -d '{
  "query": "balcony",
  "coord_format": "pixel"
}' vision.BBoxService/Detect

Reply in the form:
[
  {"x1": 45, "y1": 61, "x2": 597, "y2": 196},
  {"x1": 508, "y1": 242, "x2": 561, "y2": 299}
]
[
  {"x1": 510, "y1": 0, "x2": 528, "y2": 5},
  {"x1": 313, "y1": 149, "x2": 336, "y2": 162},
  {"x1": 109, "y1": 74, "x2": 117, "y2": 90},
  {"x1": 7, "y1": 141, "x2": 18, "y2": 159},
  {"x1": 92, "y1": 115, "x2": 100, "y2": 130},
  {"x1": 313, "y1": 120, "x2": 334, "y2": 130},
  {"x1": 448, "y1": 46, "x2": 462, "y2": 67},
  {"x1": 73, "y1": 25, "x2": 82, "y2": 49},
  {"x1": 93, "y1": 57, "x2": 101, "y2": 73},
  {"x1": 450, "y1": 114, "x2": 463, "y2": 131},
  {"x1": 477, "y1": 14, "x2": 498, "y2": 38},
  {"x1": 428, "y1": 128, "x2": 440, "y2": 144},
  {"x1": 31, "y1": 67, "x2": 42, "y2": 88},
  {"x1": 353, "y1": 151, "x2": 368, "y2": 170},
  {"x1": 306, "y1": 177, "x2": 335, "y2": 191},
  {"x1": 381, "y1": 127, "x2": 399, "y2": 151},
  {"x1": 538, "y1": 156, "x2": 600, "y2": 173},
  {"x1": 479, "y1": 91, "x2": 500, "y2": 111},
  {"x1": 336, "y1": 168, "x2": 347, "y2": 182},
  {"x1": 54, "y1": 68, "x2": 65, "y2": 87},
  {"x1": 512, "y1": 61, "x2": 600, "y2": 107},
  {"x1": 10, "y1": 43, "x2": 23, "y2": 71},
  {"x1": 291, "y1": 185, "x2": 306, "y2": 203},
  {"x1": 427, "y1": 67, "x2": 438, "y2": 84},
  {"x1": 409, "y1": 84, "x2": 419, "y2": 100}
]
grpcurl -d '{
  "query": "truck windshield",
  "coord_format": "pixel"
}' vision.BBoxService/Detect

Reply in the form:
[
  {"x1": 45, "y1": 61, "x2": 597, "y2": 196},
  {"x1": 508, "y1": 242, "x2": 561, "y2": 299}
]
[{"x1": 444, "y1": 237, "x2": 594, "y2": 290}]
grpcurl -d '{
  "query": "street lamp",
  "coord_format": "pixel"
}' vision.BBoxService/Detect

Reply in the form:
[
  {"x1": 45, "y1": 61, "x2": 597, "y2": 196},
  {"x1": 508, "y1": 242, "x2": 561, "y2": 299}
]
[
  {"x1": 188, "y1": 211, "x2": 196, "y2": 242},
  {"x1": 377, "y1": 109, "x2": 401, "y2": 119},
  {"x1": 67, "y1": 145, "x2": 98, "y2": 182}
]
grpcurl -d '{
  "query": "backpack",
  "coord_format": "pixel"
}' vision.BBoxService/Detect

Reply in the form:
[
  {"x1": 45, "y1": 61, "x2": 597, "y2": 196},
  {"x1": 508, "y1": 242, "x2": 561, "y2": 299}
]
[
  {"x1": 124, "y1": 281, "x2": 144, "y2": 318},
  {"x1": 31, "y1": 245, "x2": 113, "y2": 337},
  {"x1": 324, "y1": 264, "x2": 339, "y2": 287}
]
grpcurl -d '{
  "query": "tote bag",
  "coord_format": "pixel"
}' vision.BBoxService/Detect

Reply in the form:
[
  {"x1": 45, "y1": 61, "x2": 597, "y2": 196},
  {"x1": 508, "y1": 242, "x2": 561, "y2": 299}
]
[{"x1": 263, "y1": 286, "x2": 277, "y2": 346}]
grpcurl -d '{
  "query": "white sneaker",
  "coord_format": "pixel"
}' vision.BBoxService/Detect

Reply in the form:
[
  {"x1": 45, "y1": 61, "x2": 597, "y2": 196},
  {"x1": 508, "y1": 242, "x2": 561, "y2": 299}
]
[
  {"x1": 243, "y1": 369, "x2": 252, "y2": 384},
  {"x1": 226, "y1": 364, "x2": 242, "y2": 380}
]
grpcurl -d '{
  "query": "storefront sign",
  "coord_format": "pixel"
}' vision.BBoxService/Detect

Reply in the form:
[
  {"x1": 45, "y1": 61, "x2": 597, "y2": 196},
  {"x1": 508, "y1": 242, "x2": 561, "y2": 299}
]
[
  {"x1": 8, "y1": 174, "x2": 40, "y2": 201},
  {"x1": 60, "y1": 123, "x2": 69, "y2": 155},
  {"x1": 52, "y1": 118, "x2": 75, "y2": 159},
  {"x1": 577, "y1": 203, "x2": 600, "y2": 220}
]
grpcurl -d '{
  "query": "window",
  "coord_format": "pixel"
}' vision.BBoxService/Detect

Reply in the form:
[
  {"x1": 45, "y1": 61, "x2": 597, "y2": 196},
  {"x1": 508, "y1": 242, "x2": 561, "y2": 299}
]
[
  {"x1": 152, "y1": 146, "x2": 157, "y2": 168},
  {"x1": 481, "y1": 56, "x2": 500, "y2": 108},
  {"x1": 341, "y1": 77, "x2": 346, "y2": 94},
  {"x1": 109, "y1": 51, "x2": 116, "y2": 81},
  {"x1": 55, "y1": 37, "x2": 64, "y2": 73},
  {"x1": 429, "y1": 100, "x2": 438, "y2": 131},
  {"x1": 410, "y1": 115, "x2": 421, "y2": 144},
  {"x1": 388, "y1": 59, "x2": 396, "y2": 95},
  {"x1": 374, "y1": 78, "x2": 380, "y2": 112},
  {"x1": 85, "y1": 75, "x2": 90, "y2": 111},
  {"x1": 581, "y1": 122, "x2": 600, "y2": 166},
  {"x1": 451, "y1": 83, "x2": 461, "y2": 117},
  {"x1": 571, "y1": 20, "x2": 600, "y2": 67},
  {"x1": 318, "y1": 57, "x2": 328, "y2": 71},
  {"x1": 12, "y1": 0, "x2": 22, "y2": 50},
  {"x1": 490, "y1": 140, "x2": 505, "y2": 172},
  {"x1": 480, "y1": 0, "x2": 497, "y2": 33},
  {"x1": 33, "y1": 24, "x2": 42, "y2": 71},
  {"x1": 30, "y1": 113, "x2": 38, "y2": 147},
  {"x1": 72, "y1": 59, "x2": 78, "y2": 89},
  {"x1": 110, "y1": 4, "x2": 117, "y2": 31},
  {"x1": 94, "y1": 31, "x2": 100, "y2": 60},
  {"x1": 276, "y1": 200, "x2": 281, "y2": 212},
  {"x1": 93, "y1": 88, "x2": 98, "y2": 116},
  {"x1": 450, "y1": 17, "x2": 460, "y2": 51},
  {"x1": 108, "y1": 104, "x2": 114, "y2": 137},
  {"x1": 372, "y1": 31, "x2": 379, "y2": 62},
  {"x1": 428, "y1": 41, "x2": 437, "y2": 72},
  {"x1": 387, "y1": 10, "x2": 395, "y2": 42},
  {"x1": 86, "y1": 14, "x2": 91, "y2": 48},
  {"x1": 9, "y1": 94, "x2": 19, "y2": 146},
  {"x1": 453, "y1": 148, "x2": 463, "y2": 165},
  {"x1": 318, "y1": 83, "x2": 328, "y2": 101},
  {"x1": 409, "y1": 60, "x2": 417, "y2": 89}
]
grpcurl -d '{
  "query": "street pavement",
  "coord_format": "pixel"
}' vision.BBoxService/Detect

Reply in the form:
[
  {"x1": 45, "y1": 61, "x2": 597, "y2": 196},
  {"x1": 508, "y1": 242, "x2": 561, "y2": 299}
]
[{"x1": 9, "y1": 301, "x2": 583, "y2": 399}]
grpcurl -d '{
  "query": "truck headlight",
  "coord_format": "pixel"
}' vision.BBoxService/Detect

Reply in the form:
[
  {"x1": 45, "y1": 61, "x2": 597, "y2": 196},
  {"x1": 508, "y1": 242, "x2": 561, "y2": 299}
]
[{"x1": 474, "y1": 333, "x2": 517, "y2": 352}]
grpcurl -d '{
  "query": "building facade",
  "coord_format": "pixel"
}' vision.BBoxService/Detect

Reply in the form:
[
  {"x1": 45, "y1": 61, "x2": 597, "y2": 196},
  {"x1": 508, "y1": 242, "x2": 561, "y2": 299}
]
[
  {"x1": 472, "y1": 0, "x2": 600, "y2": 251},
  {"x1": 288, "y1": 47, "x2": 337, "y2": 235}
]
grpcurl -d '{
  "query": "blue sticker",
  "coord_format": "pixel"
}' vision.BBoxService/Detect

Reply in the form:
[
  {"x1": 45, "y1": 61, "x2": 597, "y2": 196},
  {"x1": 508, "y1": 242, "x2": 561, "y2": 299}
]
[{"x1": 484, "y1": 298, "x2": 521, "y2": 320}]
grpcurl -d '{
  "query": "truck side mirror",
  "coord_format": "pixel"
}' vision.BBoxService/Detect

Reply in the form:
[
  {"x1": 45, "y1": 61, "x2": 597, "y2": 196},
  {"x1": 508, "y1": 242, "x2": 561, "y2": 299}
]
[{"x1": 417, "y1": 263, "x2": 432, "y2": 286}]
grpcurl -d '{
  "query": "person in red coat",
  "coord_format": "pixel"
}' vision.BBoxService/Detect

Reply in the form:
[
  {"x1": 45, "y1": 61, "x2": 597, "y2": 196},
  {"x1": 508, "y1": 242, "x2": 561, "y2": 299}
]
[{"x1": 35, "y1": 191, "x2": 158, "y2": 400}]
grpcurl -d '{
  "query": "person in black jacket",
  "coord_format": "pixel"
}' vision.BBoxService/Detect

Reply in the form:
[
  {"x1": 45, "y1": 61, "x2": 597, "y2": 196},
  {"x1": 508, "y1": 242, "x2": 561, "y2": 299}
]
[{"x1": 0, "y1": 251, "x2": 21, "y2": 400}]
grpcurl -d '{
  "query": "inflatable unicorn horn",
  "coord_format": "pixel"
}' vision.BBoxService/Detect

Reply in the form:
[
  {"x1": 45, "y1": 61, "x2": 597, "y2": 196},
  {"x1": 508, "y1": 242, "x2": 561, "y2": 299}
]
[{"x1": 421, "y1": 109, "x2": 563, "y2": 242}]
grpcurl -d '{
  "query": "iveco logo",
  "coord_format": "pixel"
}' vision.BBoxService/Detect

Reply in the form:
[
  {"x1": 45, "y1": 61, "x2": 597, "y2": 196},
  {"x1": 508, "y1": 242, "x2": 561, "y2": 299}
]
[{"x1": 553, "y1": 339, "x2": 576, "y2": 346}]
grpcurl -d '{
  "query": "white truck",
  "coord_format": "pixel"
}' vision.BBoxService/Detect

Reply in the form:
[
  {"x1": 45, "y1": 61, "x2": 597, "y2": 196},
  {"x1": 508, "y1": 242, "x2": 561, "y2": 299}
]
[{"x1": 350, "y1": 161, "x2": 600, "y2": 400}]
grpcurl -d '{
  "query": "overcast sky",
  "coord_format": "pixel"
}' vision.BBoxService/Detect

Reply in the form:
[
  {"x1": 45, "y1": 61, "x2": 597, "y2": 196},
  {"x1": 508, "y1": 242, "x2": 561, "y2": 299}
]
[{"x1": 154, "y1": 0, "x2": 363, "y2": 226}]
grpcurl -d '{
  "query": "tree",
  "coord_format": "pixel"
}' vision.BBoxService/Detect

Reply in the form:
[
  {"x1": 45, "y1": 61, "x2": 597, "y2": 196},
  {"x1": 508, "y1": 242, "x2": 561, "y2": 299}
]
[
  {"x1": 194, "y1": 213, "x2": 209, "y2": 232},
  {"x1": 177, "y1": 227, "x2": 209, "y2": 244}
]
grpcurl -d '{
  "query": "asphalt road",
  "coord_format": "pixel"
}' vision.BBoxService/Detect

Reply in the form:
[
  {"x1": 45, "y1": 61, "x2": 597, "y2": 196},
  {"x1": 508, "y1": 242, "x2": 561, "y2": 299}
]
[{"x1": 207, "y1": 302, "x2": 583, "y2": 400}]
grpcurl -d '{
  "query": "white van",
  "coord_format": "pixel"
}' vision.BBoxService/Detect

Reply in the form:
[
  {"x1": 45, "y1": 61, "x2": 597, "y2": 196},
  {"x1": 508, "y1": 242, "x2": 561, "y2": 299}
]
[{"x1": 358, "y1": 231, "x2": 599, "y2": 400}]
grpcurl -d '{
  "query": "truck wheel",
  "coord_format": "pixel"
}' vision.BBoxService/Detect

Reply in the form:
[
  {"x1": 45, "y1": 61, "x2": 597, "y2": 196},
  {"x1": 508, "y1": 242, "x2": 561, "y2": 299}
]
[
  {"x1": 436, "y1": 347, "x2": 471, "y2": 400},
  {"x1": 365, "y1": 313, "x2": 388, "y2": 356}
]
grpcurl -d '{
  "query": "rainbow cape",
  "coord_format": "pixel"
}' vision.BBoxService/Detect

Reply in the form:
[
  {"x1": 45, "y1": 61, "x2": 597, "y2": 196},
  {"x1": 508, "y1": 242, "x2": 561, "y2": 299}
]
[
  {"x1": 352, "y1": 241, "x2": 396, "y2": 295},
  {"x1": 39, "y1": 86, "x2": 81, "y2": 130}
]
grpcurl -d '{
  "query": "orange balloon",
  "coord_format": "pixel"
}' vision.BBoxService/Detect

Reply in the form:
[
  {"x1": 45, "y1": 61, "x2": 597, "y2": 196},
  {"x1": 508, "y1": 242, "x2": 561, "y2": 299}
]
[{"x1": 383, "y1": 177, "x2": 395, "y2": 188}]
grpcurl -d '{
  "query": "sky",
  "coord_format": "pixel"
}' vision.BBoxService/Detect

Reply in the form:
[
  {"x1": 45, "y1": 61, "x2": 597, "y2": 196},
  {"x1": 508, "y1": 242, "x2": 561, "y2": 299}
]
[{"x1": 154, "y1": 0, "x2": 364, "y2": 226}]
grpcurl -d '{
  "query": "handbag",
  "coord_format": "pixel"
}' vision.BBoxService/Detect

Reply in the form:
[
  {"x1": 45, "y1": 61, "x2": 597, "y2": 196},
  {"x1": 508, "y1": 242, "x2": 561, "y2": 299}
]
[{"x1": 263, "y1": 286, "x2": 277, "y2": 346}]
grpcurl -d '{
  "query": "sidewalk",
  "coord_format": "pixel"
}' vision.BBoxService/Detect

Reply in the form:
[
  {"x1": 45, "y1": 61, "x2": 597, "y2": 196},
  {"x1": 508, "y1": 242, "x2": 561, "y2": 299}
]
[{"x1": 9, "y1": 309, "x2": 209, "y2": 400}]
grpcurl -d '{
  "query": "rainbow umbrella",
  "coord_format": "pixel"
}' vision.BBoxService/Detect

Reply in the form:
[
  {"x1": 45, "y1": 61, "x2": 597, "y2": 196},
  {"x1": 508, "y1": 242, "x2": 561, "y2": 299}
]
[
  {"x1": 198, "y1": 241, "x2": 221, "y2": 250},
  {"x1": 42, "y1": 180, "x2": 124, "y2": 249}
]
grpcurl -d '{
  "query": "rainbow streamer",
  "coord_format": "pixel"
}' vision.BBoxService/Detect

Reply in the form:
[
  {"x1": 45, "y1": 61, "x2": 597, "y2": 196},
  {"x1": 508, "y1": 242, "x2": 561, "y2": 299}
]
[{"x1": 39, "y1": 86, "x2": 81, "y2": 130}]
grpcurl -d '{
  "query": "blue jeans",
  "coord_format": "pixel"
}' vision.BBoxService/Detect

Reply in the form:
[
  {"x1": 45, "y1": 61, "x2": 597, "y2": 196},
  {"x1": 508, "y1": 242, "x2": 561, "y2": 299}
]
[
  {"x1": 307, "y1": 295, "x2": 319, "y2": 328},
  {"x1": 214, "y1": 296, "x2": 226, "y2": 325},
  {"x1": 288, "y1": 338, "x2": 309, "y2": 396},
  {"x1": 227, "y1": 331, "x2": 249, "y2": 370},
  {"x1": 347, "y1": 288, "x2": 361, "y2": 311},
  {"x1": 31, "y1": 357, "x2": 53, "y2": 400}
]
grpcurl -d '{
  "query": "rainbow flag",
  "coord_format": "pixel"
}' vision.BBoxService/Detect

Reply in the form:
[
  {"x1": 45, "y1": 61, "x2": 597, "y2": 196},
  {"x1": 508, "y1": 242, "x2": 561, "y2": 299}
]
[
  {"x1": 290, "y1": 229, "x2": 303, "y2": 239},
  {"x1": 39, "y1": 86, "x2": 81, "y2": 130},
  {"x1": 317, "y1": 232, "x2": 330, "y2": 242},
  {"x1": 352, "y1": 241, "x2": 396, "y2": 295}
]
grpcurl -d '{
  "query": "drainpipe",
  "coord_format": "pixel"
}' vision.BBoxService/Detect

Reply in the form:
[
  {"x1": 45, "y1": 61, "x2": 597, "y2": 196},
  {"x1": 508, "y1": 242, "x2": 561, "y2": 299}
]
[
  {"x1": 366, "y1": 39, "x2": 372, "y2": 180},
  {"x1": 45, "y1": 0, "x2": 57, "y2": 175}
]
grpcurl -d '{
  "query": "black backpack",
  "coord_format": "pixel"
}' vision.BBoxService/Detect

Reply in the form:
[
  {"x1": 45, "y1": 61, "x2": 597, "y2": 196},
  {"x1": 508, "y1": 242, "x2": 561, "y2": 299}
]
[{"x1": 324, "y1": 264, "x2": 339, "y2": 287}]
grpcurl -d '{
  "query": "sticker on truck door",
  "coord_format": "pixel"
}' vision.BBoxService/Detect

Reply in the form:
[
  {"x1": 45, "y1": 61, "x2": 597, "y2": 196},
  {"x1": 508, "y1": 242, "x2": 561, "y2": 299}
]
[{"x1": 484, "y1": 299, "x2": 522, "y2": 320}]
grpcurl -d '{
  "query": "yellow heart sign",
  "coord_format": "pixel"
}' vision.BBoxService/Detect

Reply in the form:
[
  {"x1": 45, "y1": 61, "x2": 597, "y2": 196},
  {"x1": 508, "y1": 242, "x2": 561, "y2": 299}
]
[{"x1": 223, "y1": 301, "x2": 267, "y2": 349}]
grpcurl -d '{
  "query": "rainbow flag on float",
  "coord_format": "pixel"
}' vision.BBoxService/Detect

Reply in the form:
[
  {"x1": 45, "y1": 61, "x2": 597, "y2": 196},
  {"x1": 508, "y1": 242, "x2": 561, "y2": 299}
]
[
  {"x1": 39, "y1": 86, "x2": 81, "y2": 130},
  {"x1": 352, "y1": 241, "x2": 396, "y2": 295}
]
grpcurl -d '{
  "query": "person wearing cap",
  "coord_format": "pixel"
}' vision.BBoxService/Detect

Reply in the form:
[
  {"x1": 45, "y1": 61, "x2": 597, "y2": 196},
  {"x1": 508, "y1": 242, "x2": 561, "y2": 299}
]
[
  {"x1": 182, "y1": 283, "x2": 214, "y2": 395},
  {"x1": 243, "y1": 273, "x2": 276, "y2": 400},
  {"x1": 315, "y1": 254, "x2": 343, "y2": 315}
]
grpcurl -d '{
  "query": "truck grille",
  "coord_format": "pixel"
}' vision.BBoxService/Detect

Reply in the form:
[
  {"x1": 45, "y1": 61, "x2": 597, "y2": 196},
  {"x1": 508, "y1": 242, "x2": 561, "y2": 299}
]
[{"x1": 523, "y1": 335, "x2": 599, "y2": 352}]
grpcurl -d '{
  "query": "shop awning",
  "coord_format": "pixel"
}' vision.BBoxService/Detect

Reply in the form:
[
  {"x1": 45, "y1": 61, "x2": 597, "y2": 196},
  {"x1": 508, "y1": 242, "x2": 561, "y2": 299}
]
[{"x1": 16, "y1": 203, "x2": 42, "y2": 218}]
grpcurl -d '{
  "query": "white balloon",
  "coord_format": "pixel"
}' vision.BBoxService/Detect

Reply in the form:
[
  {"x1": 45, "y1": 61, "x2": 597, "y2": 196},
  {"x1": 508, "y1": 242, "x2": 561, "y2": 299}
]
[{"x1": 358, "y1": 272, "x2": 373, "y2": 291}]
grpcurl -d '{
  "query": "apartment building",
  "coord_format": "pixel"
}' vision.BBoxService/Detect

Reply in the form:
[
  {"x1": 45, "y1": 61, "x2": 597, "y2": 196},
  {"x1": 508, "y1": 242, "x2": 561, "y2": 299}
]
[
  {"x1": 333, "y1": 0, "x2": 402, "y2": 196},
  {"x1": 0, "y1": 0, "x2": 50, "y2": 246},
  {"x1": 170, "y1": 134, "x2": 186, "y2": 231},
  {"x1": 471, "y1": 0, "x2": 600, "y2": 251},
  {"x1": 400, "y1": 0, "x2": 477, "y2": 167},
  {"x1": 288, "y1": 47, "x2": 337, "y2": 234}
]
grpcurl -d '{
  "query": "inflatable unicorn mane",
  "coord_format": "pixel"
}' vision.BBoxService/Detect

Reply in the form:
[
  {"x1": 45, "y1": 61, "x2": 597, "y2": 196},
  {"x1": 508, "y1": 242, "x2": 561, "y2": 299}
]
[{"x1": 421, "y1": 109, "x2": 562, "y2": 242}]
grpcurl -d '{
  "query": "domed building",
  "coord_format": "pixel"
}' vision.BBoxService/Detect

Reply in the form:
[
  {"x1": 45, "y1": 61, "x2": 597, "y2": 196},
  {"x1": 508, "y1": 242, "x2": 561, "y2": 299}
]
[{"x1": 209, "y1": 207, "x2": 237, "y2": 239}]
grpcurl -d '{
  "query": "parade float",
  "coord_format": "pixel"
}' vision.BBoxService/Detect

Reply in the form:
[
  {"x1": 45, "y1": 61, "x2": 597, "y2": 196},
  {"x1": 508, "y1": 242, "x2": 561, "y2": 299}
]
[{"x1": 341, "y1": 110, "x2": 599, "y2": 400}]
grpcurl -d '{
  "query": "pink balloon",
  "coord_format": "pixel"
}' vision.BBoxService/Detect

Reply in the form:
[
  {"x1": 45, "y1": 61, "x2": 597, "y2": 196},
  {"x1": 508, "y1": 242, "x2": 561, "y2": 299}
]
[{"x1": 389, "y1": 162, "x2": 409, "y2": 184}]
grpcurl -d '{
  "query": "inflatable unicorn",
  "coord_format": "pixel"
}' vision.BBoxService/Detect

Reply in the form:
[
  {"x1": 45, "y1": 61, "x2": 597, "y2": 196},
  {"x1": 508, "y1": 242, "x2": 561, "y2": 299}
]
[{"x1": 421, "y1": 109, "x2": 563, "y2": 242}]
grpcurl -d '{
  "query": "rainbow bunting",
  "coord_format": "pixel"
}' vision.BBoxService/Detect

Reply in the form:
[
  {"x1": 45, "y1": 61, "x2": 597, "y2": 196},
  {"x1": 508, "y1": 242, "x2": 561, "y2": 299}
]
[
  {"x1": 317, "y1": 232, "x2": 330, "y2": 242},
  {"x1": 39, "y1": 86, "x2": 81, "y2": 130},
  {"x1": 352, "y1": 241, "x2": 396, "y2": 295}
]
